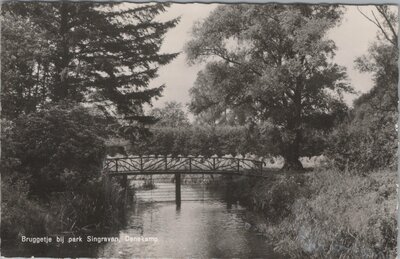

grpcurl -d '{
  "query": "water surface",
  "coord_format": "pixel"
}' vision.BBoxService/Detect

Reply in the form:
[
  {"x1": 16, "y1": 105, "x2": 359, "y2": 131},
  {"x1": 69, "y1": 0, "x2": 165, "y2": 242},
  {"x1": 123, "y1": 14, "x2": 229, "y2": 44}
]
[
  {"x1": 2, "y1": 180, "x2": 281, "y2": 258},
  {"x1": 97, "y1": 181, "x2": 281, "y2": 258}
]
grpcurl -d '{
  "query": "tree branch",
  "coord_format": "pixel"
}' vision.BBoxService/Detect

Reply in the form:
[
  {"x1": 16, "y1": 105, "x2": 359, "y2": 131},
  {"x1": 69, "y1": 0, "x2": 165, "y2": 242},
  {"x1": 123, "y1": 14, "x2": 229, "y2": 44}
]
[
  {"x1": 215, "y1": 50, "x2": 263, "y2": 76},
  {"x1": 357, "y1": 7, "x2": 397, "y2": 46},
  {"x1": 371, "y1": 10, "x2": 397, "y2": 46},
  {"x1": 376, "y1": 6, "x2": 398, "y2": 47}
]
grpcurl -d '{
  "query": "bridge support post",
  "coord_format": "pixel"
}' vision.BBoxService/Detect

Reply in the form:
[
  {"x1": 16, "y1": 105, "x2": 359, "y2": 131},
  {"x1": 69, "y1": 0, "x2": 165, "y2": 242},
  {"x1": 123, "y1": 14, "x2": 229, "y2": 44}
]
[
  {"x1": 226, "y1": 174, "x2": 234, "y2": 207},
  {"x1": 175, "y1": 173, "x2": 181, "y2": 207},
  {"x1": 122, "y1": 174, "x2": 128, "y2": 202}
]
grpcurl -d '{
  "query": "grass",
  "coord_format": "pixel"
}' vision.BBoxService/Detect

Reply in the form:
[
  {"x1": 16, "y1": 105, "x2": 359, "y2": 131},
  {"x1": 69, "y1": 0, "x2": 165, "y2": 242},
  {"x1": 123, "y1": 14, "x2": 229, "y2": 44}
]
[
  {"x1": 1, "y1": 175, "x2": 127, "y2": 241},
  {"x1": 1, "y1": 177, "x2": 48, "y2": 239},
  {"x1": 232, "y1": 168, "x2": 397, "y2": 258}
]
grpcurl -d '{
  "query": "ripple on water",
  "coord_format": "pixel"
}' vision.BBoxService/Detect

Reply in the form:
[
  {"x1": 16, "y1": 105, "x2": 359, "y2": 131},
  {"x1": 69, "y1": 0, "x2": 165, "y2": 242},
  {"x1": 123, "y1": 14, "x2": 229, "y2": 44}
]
[{"x1": 97, "y1": 183, "x2": 282, "y2": 258}]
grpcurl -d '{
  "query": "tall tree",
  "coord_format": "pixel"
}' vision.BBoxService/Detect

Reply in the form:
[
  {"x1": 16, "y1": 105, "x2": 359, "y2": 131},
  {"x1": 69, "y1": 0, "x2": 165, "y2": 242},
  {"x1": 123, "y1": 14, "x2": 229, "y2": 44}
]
[
  {"x1": 149, "y1": 101, "x2": 190, "y2": 127},
  {"x1": 190, "y1": 65, "x2": 254, "y2": 126},
  {"x1": 1, "y1": 3, "x2": 179, "y2": 125},
  {"x1": 327, "y1": 6, "x2": 398, "y2": 171},
  {"x1": 185, "y1": 4, "x2": 352, "y2": 170},
  {"x1": 1, "y1": 11, "x2": 51, "y2": 118},
  {"x1": 355, "y1": 6, "x2": 398, "y2": 112}
]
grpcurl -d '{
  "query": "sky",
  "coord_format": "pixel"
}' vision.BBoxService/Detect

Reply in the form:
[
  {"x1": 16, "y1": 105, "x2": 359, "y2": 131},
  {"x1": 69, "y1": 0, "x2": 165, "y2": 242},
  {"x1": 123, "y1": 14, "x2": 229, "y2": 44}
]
[{"x1": 143, "y1": 4, "x2": 392, "y2": 112}]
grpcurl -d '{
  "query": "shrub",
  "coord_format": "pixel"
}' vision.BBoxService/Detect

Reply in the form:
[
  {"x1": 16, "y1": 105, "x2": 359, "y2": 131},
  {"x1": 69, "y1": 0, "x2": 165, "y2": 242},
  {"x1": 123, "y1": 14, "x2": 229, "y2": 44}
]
[
  {"x1": 230, "y1": 168, "x2": 396, "y2": 258},
  {"x1": 2, "y1": 103, "x2": 109, "y2": 197},
  {"x1": 232, "y1": 173, "x2": 309, "y2": 221},
  {"x1": 327, "y1": 116, "x2": 397, "y2": 171},
  {"x1": 326, "y1": 93, "x2": 397, "y2": 172},
  {"x1": 1, "y1": 103, "x2": 126, "y2": 239},
  {"x1": 258, "y1": 169, "x2": 397, "y2": 258}
]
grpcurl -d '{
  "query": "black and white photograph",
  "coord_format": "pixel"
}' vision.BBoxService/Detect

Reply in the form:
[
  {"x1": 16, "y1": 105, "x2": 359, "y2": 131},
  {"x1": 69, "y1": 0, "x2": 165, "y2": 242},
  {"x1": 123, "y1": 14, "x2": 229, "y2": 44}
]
[{"x1": 0, "y1": 1, "x2": 398, "y2": 258}]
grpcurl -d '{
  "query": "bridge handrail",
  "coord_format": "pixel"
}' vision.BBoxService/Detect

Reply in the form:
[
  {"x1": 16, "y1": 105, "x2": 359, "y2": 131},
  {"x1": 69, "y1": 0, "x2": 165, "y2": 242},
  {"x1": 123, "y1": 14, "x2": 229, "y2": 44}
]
[
  {"x1": 105, "y1": 155, "x2": 266, "y2": 165},
  {"x1": 103, "y1": 155, "x2": 267, "y2": 177}
]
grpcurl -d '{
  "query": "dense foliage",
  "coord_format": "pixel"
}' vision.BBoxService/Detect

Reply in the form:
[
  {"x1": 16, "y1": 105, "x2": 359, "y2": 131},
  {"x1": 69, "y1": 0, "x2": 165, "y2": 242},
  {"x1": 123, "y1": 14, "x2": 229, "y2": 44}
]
[
  {"x1": 2, "y1": 104, "x2": 109, "y2": 196},
  {"x1": 128, "y1": 125, "x2": 275, "y2": 157},
  {"x1": 148, "y1": 101, "x2": 190, "y2": 127},
  {"x1": 1, "y1": 2, "x2": 178, "y2": 129},
  {"x1": 1, "y1": 104, "x2": 127, "y2": 240},
  {"x1": 185, "y1": 4, "x2": 353, "y2": 169},
  {"x1": 326, "y1": 6, "x2": 398, "y2": 171},
  {"x1": 127, "y1": 123, "x2": 329, "y2": 159},
  {"x1": 1, "y1": 177, "x2": 48, "y2": 239},
  {"x1": 326, "y1": 111, "x2": 397, "y2": 171},
  {"x1": 232, "y1": 169, "x2": 396, "y2": 258}
]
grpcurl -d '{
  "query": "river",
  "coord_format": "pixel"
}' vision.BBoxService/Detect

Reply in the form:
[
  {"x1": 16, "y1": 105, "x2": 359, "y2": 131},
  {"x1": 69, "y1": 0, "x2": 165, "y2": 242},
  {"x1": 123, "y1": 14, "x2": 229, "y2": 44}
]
[
  {"x1": 97, "y1": 180, "x2": 281, "y2": 258},
  {"x1": 2, "y1": 179, "x2": 281, "y2": 258}
]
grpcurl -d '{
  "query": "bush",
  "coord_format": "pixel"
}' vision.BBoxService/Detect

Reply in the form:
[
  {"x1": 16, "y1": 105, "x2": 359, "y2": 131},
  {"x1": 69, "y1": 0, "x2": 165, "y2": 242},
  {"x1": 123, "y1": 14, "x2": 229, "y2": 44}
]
[
  {"x1": 327, "y1": 114, "x2": 397, "y2": 171},
  {"x1": 326, "y1": 88, "x2": 397, "y2": 171},
  {"x1": 2, "y1": 103, "x2": 109, "y2": 197},
  {"x1": 232, "y1": 174, "x2": 308, "y2": 222},
  {"x1": 241, "y1": 169, "x2": 397, "y2": 258},
  {"x1": 1, "y1": 103, "x2": 126, "y2": 239}
]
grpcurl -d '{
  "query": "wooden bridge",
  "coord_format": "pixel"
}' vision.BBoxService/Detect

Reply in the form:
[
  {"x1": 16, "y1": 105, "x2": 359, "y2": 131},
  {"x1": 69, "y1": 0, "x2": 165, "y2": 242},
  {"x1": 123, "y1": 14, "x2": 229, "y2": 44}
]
[{"x1": 103, "y1": 155, "x2": 267, "y2": 206}]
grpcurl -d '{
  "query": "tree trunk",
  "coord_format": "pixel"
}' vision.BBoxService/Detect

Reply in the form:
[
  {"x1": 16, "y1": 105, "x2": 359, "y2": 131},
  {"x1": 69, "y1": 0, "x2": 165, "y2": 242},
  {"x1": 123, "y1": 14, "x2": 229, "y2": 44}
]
[
  {"x1": 282, "y1": 132, "x2": 304, "y2": 171},
  {"x1": 282, "y1": 76, "x2": 304, "y2": 171},
  {"x1": 53, "y1": 3, "x2": 71, "y2": 102}
]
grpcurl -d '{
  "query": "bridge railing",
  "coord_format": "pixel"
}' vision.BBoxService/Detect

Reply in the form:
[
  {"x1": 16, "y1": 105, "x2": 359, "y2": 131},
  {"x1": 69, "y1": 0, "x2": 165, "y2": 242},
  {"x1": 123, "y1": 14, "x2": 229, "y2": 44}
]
[{"x1": 103, "y1": 155, "x2": 266, "y2": 176}]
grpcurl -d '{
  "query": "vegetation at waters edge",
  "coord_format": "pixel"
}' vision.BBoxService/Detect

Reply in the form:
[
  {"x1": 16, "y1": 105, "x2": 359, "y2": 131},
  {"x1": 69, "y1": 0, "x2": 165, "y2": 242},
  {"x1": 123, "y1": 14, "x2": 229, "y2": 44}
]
[
  {"x1": 2, "y1": 173, "x2": 126, "y2": 239},
  {"x1": 1, "y1": 104, "x2": 127, "y2": 239},
  {"x1": 229, "y1": 168, "x2": 396, "y2": 258},
  {"x1": 2, "y1": 104, "x2": 109, "y2": 196}
]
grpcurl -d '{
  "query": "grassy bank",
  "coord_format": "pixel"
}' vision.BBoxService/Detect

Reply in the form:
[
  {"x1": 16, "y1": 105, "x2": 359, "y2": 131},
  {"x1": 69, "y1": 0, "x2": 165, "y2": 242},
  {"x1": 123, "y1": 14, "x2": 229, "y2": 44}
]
[
  {"x1": 231, "y1": 169, "x2": 396, "y2": 258},
  {"x1": 1, "y1": 175, "x2": 129, "y2": 241}
]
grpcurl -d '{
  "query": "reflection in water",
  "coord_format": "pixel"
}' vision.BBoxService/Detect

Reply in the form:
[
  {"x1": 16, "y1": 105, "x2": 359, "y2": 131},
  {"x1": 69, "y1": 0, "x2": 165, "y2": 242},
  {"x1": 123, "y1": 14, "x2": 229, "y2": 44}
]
[
  {"x1": 97, "y1": 181, "x2": 281, "y2": 258},
  {"x1": 2, "y1": 180, "x2": 281, "y2": 258}
]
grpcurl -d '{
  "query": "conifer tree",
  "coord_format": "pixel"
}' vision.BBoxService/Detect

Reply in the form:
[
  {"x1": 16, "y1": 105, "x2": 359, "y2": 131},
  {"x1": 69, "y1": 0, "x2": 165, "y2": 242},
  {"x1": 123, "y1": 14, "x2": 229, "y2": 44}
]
[{"x1": 2, "y1": 3, "x2": 179, "y2": 125}]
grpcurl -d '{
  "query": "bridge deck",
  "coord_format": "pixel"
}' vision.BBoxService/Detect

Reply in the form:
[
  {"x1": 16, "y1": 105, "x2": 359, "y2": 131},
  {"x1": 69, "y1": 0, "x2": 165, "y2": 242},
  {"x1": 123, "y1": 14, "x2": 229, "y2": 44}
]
[{"x1": 107, "y1": 169, "x2": 266, "y2": 176}]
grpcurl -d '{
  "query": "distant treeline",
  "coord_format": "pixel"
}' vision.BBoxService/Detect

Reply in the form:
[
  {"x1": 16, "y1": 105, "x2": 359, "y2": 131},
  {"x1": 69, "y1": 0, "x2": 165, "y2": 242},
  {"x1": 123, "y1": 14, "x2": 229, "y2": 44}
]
[
  {"x1": 126, "y1": 124, "x2": 327, "y2": 160},
  {"x1": 125, "y1": 112, "x2": 397, "y2": 171},
  {"x1": 127, "y1": 125, "x2": 271, "y2": 157}
]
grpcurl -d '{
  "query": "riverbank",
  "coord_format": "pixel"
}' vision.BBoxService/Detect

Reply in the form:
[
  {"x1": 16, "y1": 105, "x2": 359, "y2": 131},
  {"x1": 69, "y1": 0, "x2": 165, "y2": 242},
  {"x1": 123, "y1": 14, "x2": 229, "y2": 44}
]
[
  {"x1": 229, "y1": 168, "x2": 396, "y2": 258},
  {"x1": 1, "y1": 104, "x2": 132, "y2": 254},
  {"x1": 1, "y1": 175, "x2": 129, "y2": 251}
]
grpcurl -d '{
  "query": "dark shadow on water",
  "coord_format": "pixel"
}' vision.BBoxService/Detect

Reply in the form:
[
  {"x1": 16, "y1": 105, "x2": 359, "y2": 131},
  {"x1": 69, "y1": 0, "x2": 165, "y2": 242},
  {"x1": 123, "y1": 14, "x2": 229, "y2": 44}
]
[{"x1": 2, "y1": 178, "x2": 282, "y2": 258}]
